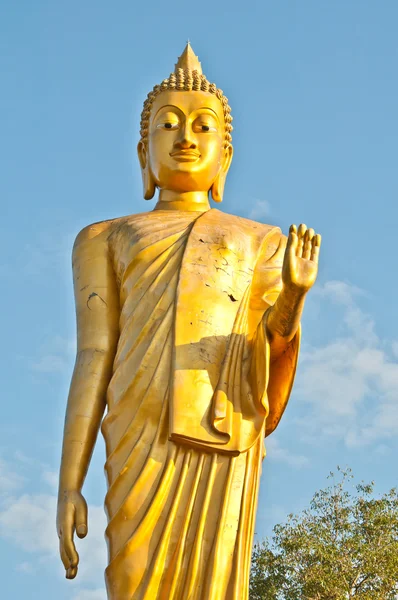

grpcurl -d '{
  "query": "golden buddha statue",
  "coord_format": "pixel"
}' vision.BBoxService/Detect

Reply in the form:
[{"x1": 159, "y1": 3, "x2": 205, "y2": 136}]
[{"x1": 57, "y1": 43, "x2": 321, "y2": 599}]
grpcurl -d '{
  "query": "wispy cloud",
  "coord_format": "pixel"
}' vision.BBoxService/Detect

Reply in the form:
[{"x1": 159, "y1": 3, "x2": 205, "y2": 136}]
[
  {"x1": 41, "y1": 470, "x2": 59, "y2": 493},
  {"x1": 248, "y1": 199, "x2": 271, "y2": 221},
  {"x1": 31, "y1": 355, "x2": 71, "y2": 373},
  {"x1": 28, "y1": 335, "x2": 76, "y2": 374},
  {"x1": 0, "y1": 229, "x2": 75, "y2": 280},
  {"x1": 0, "y1": 458, "x2": 26, "y2": 493},
  {"x1": 14, "y1": 451, "x2": 59, "y2": 488},
  {"x1": 72, "y1": 589, "x2": 107, "y2": 600},
  {"x1": 266, "y1": 437, "x2": 309, "y2": 468},
  {"x1": 23, "y1": 230, "x2": 75, "y2": 278},
  {"x1": 296, "y1": 281, "x2": 398, "y2": 447},
  {"x1": 16, "y1": 561, "x2": 34, "y2": 574},
  {"x1": 255, "y1": 502, "x2": 290, "y2": 539},
  {"x1": 0, "y1": 493, "x2": 57, "y2": 554}
]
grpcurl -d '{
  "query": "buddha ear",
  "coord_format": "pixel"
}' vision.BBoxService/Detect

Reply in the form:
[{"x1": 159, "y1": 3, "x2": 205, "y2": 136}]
[
  {"x1": 137, "y1": 140, "x2": 156, "y2": 200},
  {"x1": 210, "y1": 144, "x2": 233, "y2": 203}
]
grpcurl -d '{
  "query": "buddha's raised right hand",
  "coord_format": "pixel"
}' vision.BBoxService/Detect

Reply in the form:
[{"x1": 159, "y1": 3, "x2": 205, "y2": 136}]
[{"x1": 57, "y1": 489, "x2": 88, "y2": 579}]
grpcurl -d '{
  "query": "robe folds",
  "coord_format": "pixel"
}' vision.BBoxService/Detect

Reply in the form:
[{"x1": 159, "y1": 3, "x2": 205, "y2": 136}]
[{"x1": 100, "y1": 208, "x2": 300, "y2": 600}]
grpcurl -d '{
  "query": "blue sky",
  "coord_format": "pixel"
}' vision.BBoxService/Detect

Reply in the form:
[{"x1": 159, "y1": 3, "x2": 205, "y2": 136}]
[{"x1": 1, "y1": 1, "x2": 398, "y2": 598}]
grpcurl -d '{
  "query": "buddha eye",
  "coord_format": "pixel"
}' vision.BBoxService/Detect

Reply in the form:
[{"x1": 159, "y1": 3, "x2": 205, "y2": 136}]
[
  {"x1": 157, "y1": 121, "x2": 179, "y2": 130},
  {"x1": 193, "y1": 120, "x2": 217, "y2": 133},
  {"x1": 200, "y1": 124, "x2": 217, "y2": 132}
]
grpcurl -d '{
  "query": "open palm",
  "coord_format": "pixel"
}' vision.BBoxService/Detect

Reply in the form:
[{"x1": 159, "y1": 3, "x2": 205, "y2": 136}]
[{"x1": 282, "y1": 223, "x2": 321, "y2": 292}]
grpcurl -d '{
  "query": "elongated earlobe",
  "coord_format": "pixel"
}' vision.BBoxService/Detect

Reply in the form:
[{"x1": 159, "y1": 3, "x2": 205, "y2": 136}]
[
  {"x1": 210, "y1": 145, "x2": 233, "y2": 203},
  {"x1": 142, "y1": 167, "x2": 156, "y2": 200},
  {"x1": 137, "y1": 141, "x2": 156, "y2": 200},
  {"x1": 210, "y1": 171, "x2": 226, "y2": 203}
]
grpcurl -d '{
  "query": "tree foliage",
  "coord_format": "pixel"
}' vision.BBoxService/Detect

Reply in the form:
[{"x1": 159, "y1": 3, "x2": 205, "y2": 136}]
[{"x1": 250, "y1": 468, "x2": 398, "y2": 599}]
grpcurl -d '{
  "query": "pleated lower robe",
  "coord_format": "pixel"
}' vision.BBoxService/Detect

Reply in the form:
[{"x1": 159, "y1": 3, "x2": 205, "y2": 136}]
[{"x1": 100, "y1": 209, "x2": 299, "y2": 599}]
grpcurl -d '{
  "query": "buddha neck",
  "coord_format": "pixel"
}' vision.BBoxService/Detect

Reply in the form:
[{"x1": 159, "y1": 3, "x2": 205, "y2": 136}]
[{"x1": 154, "y1": 190, "x2": 211, "y2": 213}]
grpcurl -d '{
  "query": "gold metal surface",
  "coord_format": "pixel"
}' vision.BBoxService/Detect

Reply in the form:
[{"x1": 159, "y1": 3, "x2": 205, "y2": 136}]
[{"x1": 57, "y1": 43, "x2": 321, "y2": 599}]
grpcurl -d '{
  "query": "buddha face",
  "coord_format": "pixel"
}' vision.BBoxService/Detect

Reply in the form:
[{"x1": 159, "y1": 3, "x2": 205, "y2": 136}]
[{"x1": 138, "y1": 90, "x2": 233, "y2": 196}]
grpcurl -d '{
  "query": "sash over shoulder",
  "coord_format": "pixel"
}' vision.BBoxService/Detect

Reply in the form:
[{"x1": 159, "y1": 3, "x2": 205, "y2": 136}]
[{"x1": 170, "y1": 209, "x2": 300, "y2": 454}]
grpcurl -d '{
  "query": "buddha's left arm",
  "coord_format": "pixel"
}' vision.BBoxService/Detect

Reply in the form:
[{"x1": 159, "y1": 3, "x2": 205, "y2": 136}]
[{"x1": 266, "y1": 224, "x2": 321, "y2": 361}]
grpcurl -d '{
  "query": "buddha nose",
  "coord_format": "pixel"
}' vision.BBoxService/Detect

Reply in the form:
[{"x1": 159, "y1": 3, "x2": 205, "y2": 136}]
[{"x1": 174, "y1": 123, "x2": 197, "y2": 149}]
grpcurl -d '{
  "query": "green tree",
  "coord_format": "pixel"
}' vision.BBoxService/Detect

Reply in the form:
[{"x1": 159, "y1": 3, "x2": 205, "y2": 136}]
[{"x1": 250, "y1": 468, "x2": 398, "y2": 600}]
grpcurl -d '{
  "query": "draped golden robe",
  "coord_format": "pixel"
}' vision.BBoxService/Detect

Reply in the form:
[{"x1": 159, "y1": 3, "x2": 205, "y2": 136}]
[{"x1": 100, "y1": 208, "x2": 300, "y2": 600}]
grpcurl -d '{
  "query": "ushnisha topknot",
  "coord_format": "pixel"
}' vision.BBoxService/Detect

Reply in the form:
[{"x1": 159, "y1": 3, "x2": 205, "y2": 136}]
[{"x1": 139, "y1": 42, "x2": 233, "y2": 148}]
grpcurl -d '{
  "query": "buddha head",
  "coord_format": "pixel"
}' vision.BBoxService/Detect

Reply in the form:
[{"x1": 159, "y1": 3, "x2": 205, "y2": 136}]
[{"x1": 137, "y1": 43, "x2": 233, "y2": 204}]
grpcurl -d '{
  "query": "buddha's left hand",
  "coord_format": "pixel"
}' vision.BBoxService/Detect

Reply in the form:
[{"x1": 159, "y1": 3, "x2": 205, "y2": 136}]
[{"x1": 282, "y1": 223, "x2": 321, "y2": 293}]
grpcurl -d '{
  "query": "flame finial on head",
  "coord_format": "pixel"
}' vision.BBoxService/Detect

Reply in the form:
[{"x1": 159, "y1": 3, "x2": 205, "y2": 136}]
[{"x1": 174, "y1": 42, "x2": 203, "y2": 75}]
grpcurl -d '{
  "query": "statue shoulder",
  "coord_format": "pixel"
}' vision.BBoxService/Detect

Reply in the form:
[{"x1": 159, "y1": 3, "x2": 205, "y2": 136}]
[
  {"x1": 212, "y1": 209, "x2": 279, "y2": 235},
  {"x1": 211, "y1": 209, "x2": 283, "y2": 250},
  {"x1": 73, "y1": 215, "x2": 130, "y2": 251}
]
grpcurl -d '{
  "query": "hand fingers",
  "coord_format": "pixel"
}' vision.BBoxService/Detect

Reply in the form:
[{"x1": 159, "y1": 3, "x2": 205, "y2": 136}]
[
  {"x1": 60, "y1": 527, "x2": 79, "y2": 572},
  {"x1": 62, "y1": 505, "x2": 79, "y2": 568},
  {"x1": 296, "y1": 223, "x2": 307, "y2": 257},
  {"x1": 310, "y1": 233, "x2": 322, "y2": 263},
  {"x1": 297, "y1": 223, "x2": 307, "y2": 237},
  {"x1": 287, "y1": 224, "x2": 298, "y2": 258},
  {"x1": 303, "y1": 228, "x2": 315, "y2": 260},
  {"x1": 75, "y1": 496, "x2": 88, "y2": 539},
  {"x1": 60, "y1": 540, "x2": 71, "y2": 571},
  {"x1": 66, "y1": 566, "x2": 78, "y2": 579}
]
